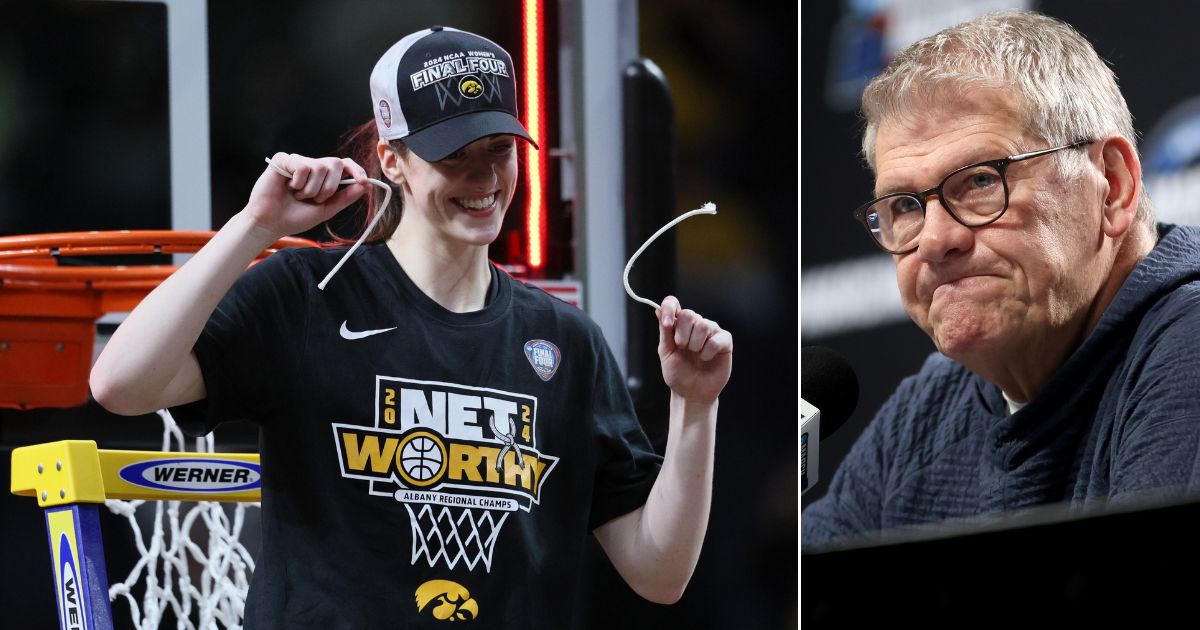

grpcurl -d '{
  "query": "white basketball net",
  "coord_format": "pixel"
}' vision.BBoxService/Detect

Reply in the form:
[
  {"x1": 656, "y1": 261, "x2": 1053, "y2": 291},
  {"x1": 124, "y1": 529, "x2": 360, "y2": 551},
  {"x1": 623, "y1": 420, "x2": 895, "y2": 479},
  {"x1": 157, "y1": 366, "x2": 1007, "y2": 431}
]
[
  {"x1": 405, "y1": 502, "x2": 509, "y2": 572},
  {"x1": 104, "y1": 410, "x2": 258, "y2": 629}
]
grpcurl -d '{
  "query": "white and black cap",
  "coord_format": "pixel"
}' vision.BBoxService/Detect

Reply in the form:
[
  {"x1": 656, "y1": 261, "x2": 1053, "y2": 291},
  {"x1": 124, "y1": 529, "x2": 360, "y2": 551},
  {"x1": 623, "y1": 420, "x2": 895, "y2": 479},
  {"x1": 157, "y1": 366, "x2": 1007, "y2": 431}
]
[{"x1": 370, "y1": 26, "x2": 537, "y2": 161}]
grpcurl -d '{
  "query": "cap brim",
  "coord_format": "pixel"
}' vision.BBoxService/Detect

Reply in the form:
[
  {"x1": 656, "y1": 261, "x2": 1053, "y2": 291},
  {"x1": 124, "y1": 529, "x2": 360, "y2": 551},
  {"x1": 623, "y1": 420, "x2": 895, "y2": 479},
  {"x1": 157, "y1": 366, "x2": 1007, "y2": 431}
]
[{"x1": 403, "y1": 111, "x2": 538, "y2": 162}]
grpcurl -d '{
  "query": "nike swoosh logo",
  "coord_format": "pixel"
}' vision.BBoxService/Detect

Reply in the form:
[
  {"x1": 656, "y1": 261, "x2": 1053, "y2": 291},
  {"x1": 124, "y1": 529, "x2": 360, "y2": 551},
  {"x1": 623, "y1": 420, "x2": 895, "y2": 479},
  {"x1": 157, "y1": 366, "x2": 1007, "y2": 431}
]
[{"x1": 339, "y1": 321, "x2": 398, "y2": 340}]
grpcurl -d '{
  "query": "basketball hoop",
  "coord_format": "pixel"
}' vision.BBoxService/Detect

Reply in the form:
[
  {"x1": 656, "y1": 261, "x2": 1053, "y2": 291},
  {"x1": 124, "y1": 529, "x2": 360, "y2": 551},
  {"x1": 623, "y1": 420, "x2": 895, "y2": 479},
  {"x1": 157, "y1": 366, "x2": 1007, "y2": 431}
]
[
  {"x1": 405, "y1": 503, "x2": 510, "y2": 572},
  {"x1": 0, "y1": 230, "x2": 318, "y2": 409}
]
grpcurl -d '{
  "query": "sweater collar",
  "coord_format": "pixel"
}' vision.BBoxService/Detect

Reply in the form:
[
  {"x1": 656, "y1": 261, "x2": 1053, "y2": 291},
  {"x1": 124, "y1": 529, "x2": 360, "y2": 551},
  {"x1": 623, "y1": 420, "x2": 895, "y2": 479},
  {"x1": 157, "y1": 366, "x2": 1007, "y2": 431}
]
[{"x1": 985, "y1": 223, "x2": 1200, "y2": 451}]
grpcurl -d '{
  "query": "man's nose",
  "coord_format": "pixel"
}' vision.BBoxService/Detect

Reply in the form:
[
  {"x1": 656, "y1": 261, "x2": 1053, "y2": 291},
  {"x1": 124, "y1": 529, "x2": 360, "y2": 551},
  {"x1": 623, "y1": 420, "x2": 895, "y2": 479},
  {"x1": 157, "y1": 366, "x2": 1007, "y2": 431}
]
[{"x1": 916, "y1": 197, "x2": 974, "y2": 262}]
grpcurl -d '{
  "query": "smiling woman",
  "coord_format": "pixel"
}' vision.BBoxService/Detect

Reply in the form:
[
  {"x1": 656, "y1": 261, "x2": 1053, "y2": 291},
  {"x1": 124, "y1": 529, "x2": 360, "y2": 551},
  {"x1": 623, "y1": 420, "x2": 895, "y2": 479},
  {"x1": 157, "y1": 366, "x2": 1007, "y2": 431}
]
[
  {"x1": 380, "y1": 134, "x2": 519, "y2": 256},
  {"x1": 87, "y1": 22, "x2": 733, "y2": 629}
]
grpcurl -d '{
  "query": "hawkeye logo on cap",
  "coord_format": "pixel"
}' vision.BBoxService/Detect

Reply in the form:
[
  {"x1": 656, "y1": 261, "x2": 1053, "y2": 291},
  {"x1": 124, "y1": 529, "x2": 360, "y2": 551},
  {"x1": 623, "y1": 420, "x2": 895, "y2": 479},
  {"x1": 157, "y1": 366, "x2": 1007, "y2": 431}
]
[
  {"x1": 459, "y1": 76, "x2": 484, "y2": 99},
  {"x1": 523, "y1": 340, "x2": 561, "y2": 382}
]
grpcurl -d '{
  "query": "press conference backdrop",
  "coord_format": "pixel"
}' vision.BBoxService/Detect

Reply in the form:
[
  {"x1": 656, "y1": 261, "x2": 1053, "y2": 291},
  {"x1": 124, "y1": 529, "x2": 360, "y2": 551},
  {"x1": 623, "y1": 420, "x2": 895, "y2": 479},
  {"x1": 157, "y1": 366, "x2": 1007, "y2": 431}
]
[{"x1": 801, "y1": 0, "x2": 1200, "y2": 507}]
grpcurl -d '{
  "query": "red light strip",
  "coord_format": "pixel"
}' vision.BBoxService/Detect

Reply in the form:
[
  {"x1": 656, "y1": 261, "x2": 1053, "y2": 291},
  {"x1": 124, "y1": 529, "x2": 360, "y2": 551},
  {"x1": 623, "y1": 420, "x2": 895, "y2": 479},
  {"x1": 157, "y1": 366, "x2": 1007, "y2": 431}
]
[{"x1": 522, "y1": 0, "x2": 547, "y2": 271}]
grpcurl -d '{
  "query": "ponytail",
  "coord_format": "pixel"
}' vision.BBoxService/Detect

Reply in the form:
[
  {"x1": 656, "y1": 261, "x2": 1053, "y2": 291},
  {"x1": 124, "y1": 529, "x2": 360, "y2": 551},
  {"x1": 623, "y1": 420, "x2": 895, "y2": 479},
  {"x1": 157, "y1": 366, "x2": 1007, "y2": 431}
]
[{"x1": 326, "y1": 120, "x2": 406, "y2": 245}]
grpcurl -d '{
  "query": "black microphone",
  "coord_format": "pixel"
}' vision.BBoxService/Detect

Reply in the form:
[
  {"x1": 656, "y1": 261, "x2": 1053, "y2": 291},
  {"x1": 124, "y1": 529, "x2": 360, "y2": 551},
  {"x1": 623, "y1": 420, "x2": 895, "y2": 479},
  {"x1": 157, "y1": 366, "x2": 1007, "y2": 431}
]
[{"x1": 801, "y1": 346, "x2": 859, "y2": 494}]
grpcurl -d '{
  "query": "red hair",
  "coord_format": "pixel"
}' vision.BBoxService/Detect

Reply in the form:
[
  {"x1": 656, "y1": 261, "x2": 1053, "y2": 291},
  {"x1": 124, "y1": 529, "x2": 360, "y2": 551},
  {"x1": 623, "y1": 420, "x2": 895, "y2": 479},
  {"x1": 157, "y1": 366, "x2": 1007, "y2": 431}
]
[{"x1": 325, "y1": 120, "x2": 406, "y2": 246}]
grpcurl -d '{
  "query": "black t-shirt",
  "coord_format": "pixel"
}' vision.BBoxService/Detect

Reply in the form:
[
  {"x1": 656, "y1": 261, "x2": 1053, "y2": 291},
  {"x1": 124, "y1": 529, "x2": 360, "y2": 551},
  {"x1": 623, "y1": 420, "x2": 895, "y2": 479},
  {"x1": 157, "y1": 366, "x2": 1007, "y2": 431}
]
[{"x1": 173, "y1": 243, "x2": 662, "y2": 629}]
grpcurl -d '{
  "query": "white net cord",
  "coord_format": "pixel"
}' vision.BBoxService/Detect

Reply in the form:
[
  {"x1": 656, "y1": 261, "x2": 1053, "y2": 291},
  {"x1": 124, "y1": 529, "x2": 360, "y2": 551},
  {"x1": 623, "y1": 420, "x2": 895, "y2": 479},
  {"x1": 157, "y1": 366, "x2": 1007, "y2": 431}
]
[{"x1": 105, "y1": 409, "x2": 259, "y2": 629}]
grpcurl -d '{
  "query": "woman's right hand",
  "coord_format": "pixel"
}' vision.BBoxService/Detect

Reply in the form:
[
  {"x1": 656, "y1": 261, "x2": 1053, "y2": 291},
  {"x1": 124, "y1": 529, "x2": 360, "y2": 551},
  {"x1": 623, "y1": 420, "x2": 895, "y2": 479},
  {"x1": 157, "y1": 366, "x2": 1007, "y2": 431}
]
[
  {"x1": 244, "y1": 153, "x2": 371, "y2": 240},
  {"x1": 92, "y1": 153, "x2": 372, "y2": 415}
]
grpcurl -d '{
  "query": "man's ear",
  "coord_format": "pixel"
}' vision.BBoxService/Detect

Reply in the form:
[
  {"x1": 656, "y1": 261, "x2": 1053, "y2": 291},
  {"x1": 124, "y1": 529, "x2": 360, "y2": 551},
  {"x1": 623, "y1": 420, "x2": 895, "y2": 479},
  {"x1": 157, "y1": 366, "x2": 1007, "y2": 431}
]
[
  {"x1": 377, "y1": 140, "x2": 405, "y2": 186},
  {"x1": 1098, "y1": 135, "x2": 1141, "y2": 238}
]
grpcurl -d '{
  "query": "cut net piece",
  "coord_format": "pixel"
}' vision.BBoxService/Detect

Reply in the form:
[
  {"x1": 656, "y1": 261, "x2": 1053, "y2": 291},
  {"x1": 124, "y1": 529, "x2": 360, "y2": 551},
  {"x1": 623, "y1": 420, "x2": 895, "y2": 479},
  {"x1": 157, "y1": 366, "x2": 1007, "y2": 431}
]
[
  {"x1": 105, "y1": 409, "x2": 259, "y2": 629},
  {"x1": 405, "y1": 503, "x2": 509, "y2": 573}
]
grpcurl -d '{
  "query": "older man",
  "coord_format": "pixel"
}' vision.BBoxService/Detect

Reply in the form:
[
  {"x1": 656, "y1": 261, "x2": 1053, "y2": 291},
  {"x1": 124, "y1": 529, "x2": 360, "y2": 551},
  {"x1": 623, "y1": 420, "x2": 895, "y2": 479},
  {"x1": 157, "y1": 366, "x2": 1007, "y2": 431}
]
[{"x1": 802, "y1": 10, "x2": 1200, "y2": 549}]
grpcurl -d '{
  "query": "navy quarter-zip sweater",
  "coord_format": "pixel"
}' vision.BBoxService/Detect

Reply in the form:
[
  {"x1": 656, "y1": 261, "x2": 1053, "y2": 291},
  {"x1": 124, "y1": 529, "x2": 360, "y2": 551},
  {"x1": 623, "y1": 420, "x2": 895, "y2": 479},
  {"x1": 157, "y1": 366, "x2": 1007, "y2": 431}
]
[{"x1": 802, "y1": 223, "x2": 1200, "y2": 550}]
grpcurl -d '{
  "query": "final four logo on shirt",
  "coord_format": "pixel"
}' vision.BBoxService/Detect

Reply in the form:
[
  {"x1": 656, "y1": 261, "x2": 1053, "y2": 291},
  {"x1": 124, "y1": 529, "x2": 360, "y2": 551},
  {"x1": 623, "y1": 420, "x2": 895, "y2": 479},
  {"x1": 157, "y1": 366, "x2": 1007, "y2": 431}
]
[{"x1": 523, "y1": 340, "x2": 561, "y2": 382}]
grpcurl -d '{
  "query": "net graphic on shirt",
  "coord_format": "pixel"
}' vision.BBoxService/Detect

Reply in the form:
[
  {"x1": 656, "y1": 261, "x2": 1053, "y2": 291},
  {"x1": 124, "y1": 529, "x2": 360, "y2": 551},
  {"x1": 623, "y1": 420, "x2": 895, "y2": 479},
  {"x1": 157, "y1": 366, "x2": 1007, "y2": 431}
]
[
  {"x1": 333, "y1": 376, "x2": 561, "y2": 574},
  {"x1": 405, "y1": 503, "x2": 510, "y2": 571}
]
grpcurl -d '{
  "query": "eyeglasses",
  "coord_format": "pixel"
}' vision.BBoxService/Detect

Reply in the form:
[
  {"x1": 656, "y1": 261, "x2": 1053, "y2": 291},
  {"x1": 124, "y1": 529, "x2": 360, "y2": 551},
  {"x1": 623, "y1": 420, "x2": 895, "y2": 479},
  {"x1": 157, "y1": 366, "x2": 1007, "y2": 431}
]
[{"x1": 851, "y1": 139, "x2": 1095, "y2": 254}]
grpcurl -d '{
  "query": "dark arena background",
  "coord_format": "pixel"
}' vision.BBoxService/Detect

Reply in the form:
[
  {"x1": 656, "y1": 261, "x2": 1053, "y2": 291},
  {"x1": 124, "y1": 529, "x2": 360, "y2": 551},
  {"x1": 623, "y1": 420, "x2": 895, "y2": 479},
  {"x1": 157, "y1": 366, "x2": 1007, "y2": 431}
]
[
  {"x1": 803, "y1": 0, "x2": 1200, "y2": 624},
  {"x1": 0, "y1": 0, "x2": 797, "y2": 628}
]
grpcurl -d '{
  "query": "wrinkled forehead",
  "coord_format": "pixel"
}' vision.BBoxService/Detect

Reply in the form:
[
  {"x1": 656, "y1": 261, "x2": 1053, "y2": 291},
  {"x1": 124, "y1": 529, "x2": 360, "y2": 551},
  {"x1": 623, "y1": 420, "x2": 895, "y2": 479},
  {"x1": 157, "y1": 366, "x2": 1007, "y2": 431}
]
[
  {"x1": 871, "y1": 90, "x2": 1039, "y2": 193},
  {"x1": 868, "y1": 79, "x2": 1040, "y2": 158},
  {"x1": 875, "y1": 86, "x2": 1036, "y2": 154},
  {"x1": 887, "y1": 80, "x2": 1025, "y2": 128}
]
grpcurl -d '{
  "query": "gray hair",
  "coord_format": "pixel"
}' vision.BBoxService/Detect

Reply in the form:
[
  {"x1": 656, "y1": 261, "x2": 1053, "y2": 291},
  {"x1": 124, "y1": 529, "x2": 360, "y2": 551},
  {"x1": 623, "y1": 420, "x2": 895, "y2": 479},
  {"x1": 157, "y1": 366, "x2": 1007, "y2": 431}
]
[{"x1": 861, "y1": 10, "x2": 1154, "y2": 230}]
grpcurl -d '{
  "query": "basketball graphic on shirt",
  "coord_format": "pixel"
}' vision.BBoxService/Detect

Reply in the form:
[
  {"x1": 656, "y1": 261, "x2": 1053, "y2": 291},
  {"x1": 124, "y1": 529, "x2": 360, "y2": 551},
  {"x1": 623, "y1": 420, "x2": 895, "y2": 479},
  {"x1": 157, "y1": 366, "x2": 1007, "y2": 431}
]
[
  {"x1": 333, "y1": 377, "x2": 562, "y2": 572},
  {"x1": 398, "y1": 430, "x2": 447, "y2": 488}
]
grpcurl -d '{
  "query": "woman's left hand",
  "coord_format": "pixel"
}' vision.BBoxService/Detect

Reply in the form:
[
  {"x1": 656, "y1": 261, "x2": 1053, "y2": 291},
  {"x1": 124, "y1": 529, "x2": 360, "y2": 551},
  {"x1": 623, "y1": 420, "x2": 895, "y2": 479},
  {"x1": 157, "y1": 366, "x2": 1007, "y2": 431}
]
[{"x1": 656, "y1": 296, "x2": 733, "y2": 404}]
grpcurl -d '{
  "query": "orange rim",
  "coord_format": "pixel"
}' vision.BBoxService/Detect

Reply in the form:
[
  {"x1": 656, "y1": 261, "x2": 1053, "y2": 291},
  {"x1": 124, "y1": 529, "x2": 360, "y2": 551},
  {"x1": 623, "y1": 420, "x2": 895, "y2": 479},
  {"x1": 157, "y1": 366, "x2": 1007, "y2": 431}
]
[{"x1": 0, "y1": 230, "x2": 319, "y2": 291}]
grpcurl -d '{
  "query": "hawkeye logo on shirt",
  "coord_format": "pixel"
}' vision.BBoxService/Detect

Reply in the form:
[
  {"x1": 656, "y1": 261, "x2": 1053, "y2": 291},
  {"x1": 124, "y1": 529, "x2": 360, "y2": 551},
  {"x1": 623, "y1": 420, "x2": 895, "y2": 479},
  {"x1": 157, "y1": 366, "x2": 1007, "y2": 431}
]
[
  {"x1": 332, "y1": 377, "x2": 559, "y2": 572},
  {"x1": 415, "y1": 579, "x2": 478, "y2": 622}
]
